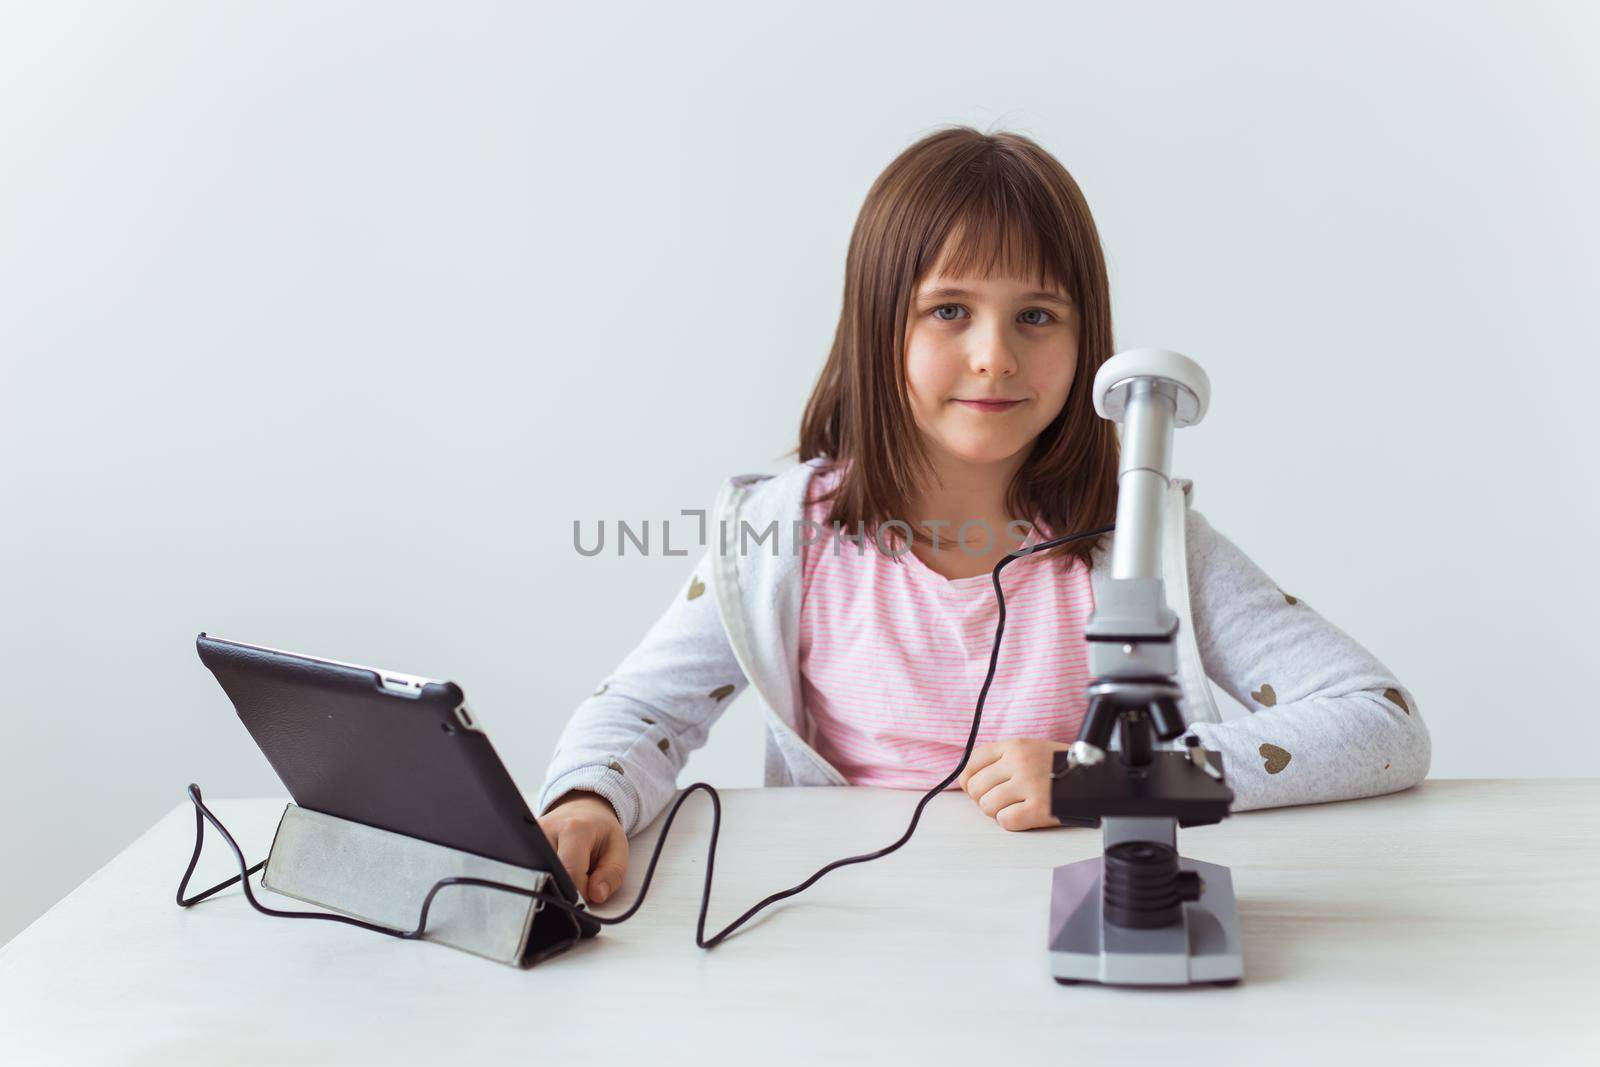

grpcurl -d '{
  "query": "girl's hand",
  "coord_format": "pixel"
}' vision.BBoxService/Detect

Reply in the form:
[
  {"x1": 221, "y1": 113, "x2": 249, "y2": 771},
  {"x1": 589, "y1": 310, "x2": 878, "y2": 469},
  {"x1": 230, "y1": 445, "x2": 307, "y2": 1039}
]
[
  {"x1": 539, "y1": 791, "x2": 630, "y2": 904},
  {"x1": 956, "y1": 739, "x2": 1072, "y2": 831}
]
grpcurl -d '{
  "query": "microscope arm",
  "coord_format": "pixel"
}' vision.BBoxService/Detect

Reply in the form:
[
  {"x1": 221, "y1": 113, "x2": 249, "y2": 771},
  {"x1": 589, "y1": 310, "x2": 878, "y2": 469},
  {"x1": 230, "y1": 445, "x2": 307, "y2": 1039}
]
[
  {"x1": 1047, "y1": 349, "x2": 1234, "y2": 830},
  {"x1": 1074, "y1": 349, "x2": 1211, "y2": 762}
]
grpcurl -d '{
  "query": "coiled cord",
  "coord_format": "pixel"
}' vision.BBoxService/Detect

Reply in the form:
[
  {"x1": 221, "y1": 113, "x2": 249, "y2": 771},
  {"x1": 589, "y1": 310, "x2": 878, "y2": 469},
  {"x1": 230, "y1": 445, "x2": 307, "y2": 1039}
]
[{"x1": 178, "y1": 521, "x2": 1116, "y2": 949}]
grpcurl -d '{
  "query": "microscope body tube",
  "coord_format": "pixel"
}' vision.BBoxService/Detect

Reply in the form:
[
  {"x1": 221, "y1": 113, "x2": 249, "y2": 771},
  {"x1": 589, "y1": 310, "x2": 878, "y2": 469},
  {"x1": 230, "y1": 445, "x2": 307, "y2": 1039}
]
[{"x1": 1110, "y1": 379, "x2": 1179, "y2": 581}]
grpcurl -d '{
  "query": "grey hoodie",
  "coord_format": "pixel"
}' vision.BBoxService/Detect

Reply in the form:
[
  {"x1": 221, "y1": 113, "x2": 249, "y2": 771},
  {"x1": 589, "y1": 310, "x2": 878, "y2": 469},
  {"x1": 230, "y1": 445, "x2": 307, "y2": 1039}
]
[{"x1": 536, "y1": 456, "x2": 1431, "y2": 837}]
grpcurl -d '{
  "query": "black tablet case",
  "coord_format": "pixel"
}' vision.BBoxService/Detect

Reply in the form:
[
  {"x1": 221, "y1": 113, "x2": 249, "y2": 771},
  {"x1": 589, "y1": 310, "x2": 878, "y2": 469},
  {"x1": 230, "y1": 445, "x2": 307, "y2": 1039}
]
[{"x1": 196, "y1": 633, "x2": 601, "y2": 960}]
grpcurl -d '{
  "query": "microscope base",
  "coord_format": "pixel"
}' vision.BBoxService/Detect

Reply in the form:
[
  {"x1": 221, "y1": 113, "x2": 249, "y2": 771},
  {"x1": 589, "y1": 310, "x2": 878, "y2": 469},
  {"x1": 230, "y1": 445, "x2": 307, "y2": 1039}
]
[{"x1": 1047, "y1": 819, "x2": 1243, "y2": 986}]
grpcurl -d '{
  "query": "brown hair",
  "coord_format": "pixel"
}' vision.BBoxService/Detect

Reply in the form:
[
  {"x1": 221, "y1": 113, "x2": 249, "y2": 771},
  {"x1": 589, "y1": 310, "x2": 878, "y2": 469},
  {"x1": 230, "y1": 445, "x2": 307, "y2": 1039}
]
[{"x1": 793, "y1": 125, "x2": 1119, "y2": 572}]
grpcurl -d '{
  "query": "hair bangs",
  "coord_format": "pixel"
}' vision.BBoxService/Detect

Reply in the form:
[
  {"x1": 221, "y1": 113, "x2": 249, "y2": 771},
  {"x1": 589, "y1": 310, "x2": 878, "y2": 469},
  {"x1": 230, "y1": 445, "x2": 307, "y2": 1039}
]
[{"x1": 925, "y1": 187, "x2": 1077, "y2": 305}]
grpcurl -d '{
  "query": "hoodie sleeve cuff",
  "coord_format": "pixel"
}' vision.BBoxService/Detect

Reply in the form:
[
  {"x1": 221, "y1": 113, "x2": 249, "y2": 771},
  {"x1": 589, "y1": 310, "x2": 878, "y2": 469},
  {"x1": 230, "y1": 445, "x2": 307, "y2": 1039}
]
[{"x1": 536, "y1": 764, "x2": 643, "y2": 836}]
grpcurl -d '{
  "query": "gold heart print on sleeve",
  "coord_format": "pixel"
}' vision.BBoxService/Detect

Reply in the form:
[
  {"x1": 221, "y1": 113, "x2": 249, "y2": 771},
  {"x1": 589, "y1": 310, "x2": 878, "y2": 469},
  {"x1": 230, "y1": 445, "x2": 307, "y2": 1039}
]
[{"x1": 1259, "y1": 744, "x2": 1292, "y2": 774}]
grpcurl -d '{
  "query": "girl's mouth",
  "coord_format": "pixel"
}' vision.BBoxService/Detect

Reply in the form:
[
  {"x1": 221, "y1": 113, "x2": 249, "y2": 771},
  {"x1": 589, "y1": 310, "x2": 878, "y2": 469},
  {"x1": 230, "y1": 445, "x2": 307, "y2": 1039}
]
[{"x1": 953, "y1": 398, "x2": 1025, "y2": 412}]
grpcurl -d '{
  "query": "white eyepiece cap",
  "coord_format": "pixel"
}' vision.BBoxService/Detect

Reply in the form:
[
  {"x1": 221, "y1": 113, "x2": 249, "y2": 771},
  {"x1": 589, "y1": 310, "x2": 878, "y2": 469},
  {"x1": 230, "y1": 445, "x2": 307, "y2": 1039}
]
[{"x1": 1093, "y1": 348, "x2": 1210, "y2": 427}]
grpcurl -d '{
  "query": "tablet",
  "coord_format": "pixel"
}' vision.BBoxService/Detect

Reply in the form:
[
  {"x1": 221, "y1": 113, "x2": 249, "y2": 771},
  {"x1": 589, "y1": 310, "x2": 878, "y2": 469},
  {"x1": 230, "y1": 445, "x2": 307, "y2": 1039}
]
[{"x1": 195, "y1": 633, "x2": 600, "y2": 941}]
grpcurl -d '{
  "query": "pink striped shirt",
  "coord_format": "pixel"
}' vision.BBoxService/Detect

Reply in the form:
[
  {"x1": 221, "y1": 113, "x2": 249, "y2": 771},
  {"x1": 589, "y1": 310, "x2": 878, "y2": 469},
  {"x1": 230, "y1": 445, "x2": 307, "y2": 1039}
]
[{"x1": 798, "y1": 464, "x2": 1097, "y2": 790}]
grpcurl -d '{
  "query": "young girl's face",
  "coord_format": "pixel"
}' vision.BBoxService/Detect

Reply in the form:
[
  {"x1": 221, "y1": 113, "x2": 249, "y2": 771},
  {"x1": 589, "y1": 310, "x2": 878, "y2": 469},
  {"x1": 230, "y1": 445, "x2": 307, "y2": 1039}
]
[{"x1": 903, "y1": 269, "x2": 1078, "y2": 473}]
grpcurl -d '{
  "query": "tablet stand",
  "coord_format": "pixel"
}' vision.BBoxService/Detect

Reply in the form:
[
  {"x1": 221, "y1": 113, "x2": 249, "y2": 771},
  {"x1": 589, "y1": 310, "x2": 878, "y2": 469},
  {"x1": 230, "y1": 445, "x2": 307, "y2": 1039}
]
[{"x1": 176, "y1": 788, "x2": 584, "y2": 968}]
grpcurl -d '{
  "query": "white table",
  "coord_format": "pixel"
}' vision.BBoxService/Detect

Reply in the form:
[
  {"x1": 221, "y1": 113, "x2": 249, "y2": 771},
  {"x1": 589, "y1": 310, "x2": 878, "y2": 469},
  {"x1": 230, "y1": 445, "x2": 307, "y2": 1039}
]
[{"x1": 2, "y1": 779, "x2": 1595, "y2": 1064}]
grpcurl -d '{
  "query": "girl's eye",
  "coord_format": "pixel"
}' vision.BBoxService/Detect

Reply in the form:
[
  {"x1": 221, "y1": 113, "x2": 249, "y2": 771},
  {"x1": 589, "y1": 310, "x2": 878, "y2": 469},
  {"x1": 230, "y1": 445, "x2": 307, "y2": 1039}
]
[{"x1": 930, "y1": 304, "x2": 1056, "y2": 326}]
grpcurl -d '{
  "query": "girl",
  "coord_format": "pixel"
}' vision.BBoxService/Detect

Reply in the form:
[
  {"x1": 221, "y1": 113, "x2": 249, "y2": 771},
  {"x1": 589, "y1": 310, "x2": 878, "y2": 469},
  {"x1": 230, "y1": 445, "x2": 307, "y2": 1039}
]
[{"x1": 536, "y1": 127, "x2": 1431, "y2": 905}]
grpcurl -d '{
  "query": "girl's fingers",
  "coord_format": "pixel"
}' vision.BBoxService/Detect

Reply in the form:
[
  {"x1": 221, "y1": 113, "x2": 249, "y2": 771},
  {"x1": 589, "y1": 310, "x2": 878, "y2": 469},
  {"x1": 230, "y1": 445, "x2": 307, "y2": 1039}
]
[
  {"x1": 587, "y1": 828, "x2": 630, "y2": 904},
  {"x1": 553, "y1": 825, "x2": 594, "y2": 898},
  {"x1": 995, "y1": 798, "x2": 1053, "y2": 832},
  {"x1": 977, "y1": 778, "x2": 1028, "y2": 818},
  {"x1": 956, "y1": 744, "x2": 1003, "y2": 789},
  {"x1": 964, "y1": 761, "x2": 1011, "y2": 801}
]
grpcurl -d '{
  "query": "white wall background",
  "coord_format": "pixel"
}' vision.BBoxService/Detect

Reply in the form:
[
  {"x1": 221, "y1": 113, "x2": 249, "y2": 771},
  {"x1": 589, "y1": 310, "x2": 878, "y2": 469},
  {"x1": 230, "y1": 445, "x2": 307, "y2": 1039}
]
[{"x1": 2, "y1": 0, "x2": 1595, "y2": 947}]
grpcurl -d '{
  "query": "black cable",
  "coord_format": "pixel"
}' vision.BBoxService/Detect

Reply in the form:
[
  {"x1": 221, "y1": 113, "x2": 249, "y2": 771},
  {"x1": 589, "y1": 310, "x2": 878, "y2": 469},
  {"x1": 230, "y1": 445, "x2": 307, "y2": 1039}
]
[{"x1": 178, "y1": 521, "x2": 1116, "y2": 949}]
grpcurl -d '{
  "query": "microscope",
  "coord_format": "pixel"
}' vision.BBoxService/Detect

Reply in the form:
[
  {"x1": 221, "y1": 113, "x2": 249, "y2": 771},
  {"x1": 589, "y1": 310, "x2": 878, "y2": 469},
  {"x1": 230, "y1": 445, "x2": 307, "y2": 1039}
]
[{"x1": 1048, "y1": 348, "x2": 1244, "y2": 987}]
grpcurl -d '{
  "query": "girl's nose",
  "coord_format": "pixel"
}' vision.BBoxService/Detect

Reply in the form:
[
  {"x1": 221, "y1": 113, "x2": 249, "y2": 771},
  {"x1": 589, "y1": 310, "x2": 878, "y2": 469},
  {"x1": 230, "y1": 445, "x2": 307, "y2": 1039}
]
[{"x1": 968, "y1": 335, "x2": 1019, "y2": 378}]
